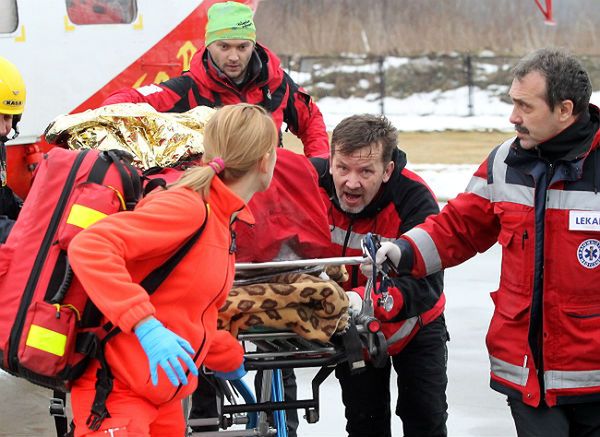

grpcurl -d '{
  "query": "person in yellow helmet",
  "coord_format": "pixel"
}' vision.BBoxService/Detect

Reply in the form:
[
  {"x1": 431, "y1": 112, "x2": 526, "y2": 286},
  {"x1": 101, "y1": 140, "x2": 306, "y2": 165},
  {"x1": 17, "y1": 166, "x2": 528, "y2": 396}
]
[
  {"x1": 0, "y1": 57, "x2": 25, "y2": 139},
  {"x1": 0, "y1": 56, "x2": 26, "y2": 239}
]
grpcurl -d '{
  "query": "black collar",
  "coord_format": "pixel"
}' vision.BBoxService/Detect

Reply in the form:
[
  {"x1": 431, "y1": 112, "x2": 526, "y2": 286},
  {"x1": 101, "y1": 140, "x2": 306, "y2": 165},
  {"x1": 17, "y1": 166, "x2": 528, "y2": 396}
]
[{"x1": 521, "y1": 106, "x2": 599, "y2": 163}]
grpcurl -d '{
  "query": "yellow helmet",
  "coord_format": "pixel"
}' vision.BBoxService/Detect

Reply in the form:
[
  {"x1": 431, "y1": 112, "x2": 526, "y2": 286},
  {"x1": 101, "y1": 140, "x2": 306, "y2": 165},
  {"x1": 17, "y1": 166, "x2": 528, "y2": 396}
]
[{"x1": 0, "y1": 57, "x2": 26, "y2": 115}]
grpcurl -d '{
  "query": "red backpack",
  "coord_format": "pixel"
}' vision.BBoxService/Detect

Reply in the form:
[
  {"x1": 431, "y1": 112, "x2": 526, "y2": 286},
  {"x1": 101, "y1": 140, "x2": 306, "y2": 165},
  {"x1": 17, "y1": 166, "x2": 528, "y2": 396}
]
[
  {"x1": 0, "y1": 147, "x2": 204, "y2": 435},
  {"x1": 0, "y1": 147, "x2": 141, "y2": 387}
]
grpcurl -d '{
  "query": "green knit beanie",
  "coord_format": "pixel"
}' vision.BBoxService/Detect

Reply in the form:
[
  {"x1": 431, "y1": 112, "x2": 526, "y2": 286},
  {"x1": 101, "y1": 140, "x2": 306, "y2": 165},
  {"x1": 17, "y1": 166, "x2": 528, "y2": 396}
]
[{"x1": 205, "y1": 2, "x2": 256, "y2": 46}]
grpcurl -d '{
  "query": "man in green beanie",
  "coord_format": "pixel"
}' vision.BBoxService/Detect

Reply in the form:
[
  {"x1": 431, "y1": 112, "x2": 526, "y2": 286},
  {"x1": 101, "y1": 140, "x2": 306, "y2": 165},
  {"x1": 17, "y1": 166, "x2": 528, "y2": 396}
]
[
  {"x1": 103, "y1": 1, "x2": 329, "y2": 159},
  {"x1": 204, "y1": 0, "x2": 257, "y2": 83}
]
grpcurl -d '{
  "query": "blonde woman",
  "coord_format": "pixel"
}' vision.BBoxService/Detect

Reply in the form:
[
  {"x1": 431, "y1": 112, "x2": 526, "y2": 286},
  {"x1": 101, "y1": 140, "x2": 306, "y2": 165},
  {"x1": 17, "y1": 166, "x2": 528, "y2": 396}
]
[{"x1": 68, "y1": 103, "x2": 278, "y2": 436}]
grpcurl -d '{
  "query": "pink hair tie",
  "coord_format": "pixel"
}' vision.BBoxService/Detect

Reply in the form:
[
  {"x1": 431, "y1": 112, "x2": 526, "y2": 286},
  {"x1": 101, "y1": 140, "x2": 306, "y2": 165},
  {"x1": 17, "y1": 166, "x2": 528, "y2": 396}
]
[{"x1": 207, "y1": 157, "x2": 225, "y2": 174}]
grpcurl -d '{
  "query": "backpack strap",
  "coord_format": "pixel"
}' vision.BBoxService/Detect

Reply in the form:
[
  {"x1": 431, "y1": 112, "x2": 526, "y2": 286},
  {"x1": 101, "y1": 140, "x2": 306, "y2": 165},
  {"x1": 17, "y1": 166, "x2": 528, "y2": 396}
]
[
  {"x1": 140, "y1": 166, "x2": 168, "y2": 196},
  {"x1": 140, "y1": 202, "x2": 210, "y2": 293},
  {"x1": 259, "y1": 73, "x2": 289, "y2": 114},
  {"x1": 142, "y1": 177, "x2": 167, "y2": 196},
  {"x1": 84, "y1": 201, "x2": 210, "y2": 432},
  {"x1": 105, "y1": 151, "x2": 141, "y2": 210},
  {"x1": 49, "y1": 390, "x2": 69, "y2": 437},
  {"x1": 88, "y1": 150, "x2": 141, "y2": 210}
]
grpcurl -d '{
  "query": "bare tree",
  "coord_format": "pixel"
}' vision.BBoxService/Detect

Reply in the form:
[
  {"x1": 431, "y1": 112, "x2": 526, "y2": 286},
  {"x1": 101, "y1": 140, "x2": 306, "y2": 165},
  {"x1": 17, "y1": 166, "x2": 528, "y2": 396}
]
[{"x1": 254, "y1": 0, "x2": 600, "y2": 56}]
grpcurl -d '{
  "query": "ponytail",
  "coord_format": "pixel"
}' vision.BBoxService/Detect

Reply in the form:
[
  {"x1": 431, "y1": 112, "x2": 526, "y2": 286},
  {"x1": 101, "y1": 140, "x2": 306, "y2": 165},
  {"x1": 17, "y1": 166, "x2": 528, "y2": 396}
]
[{"x1": 171, "y1": 103, "x2": 278, "y2": 197}]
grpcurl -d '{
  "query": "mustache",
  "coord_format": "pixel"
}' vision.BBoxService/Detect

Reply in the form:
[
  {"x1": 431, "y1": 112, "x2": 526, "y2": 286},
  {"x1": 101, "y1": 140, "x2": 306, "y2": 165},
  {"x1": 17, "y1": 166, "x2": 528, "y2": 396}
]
[{"x1": 514, "y1": 124, "x2": 529, "y2": 134}]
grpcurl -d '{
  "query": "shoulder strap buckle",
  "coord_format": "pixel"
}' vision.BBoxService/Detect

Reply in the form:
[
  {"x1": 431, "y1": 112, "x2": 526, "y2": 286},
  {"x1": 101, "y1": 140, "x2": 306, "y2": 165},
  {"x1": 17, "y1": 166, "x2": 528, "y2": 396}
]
[
  {"x1": 49, "y1": 397, "x2": 67, "y2": 418},
  {"x1": 86, "y1": 409, "x2": 109, "y2": 432}
]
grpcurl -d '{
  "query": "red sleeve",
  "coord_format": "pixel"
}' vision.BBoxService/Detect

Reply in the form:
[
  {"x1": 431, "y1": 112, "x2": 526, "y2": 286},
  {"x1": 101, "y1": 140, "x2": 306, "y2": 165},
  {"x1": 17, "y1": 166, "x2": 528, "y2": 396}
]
[
  {"x1": 289, "y1": 88, "x2": 330, "y2": 158},
  {"x1": 203, "y1": 330, "x2": 244, "y2": 372},
  {"x1": 68, "y1": 188, "x2": 206, "y2": 333},
  {"x1": 102, "y1": 84, "x2": 182, "y2": 111},
  {"x1": 403, "y1": 158, "x2": 500, "y2": 277}
]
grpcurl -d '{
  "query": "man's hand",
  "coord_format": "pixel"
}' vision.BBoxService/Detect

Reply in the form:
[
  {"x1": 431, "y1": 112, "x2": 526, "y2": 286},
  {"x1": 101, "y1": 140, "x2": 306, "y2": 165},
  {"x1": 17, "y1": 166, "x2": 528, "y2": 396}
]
[
  {"x1": 360, "y1": 241, "x2": 402, "y2": 277},
  {"x1": 346, "y1": 291, "x2": 363, "y2": 314},
  {"x1": 376, "y1": 241, "x2": 401, "y2": 267}
]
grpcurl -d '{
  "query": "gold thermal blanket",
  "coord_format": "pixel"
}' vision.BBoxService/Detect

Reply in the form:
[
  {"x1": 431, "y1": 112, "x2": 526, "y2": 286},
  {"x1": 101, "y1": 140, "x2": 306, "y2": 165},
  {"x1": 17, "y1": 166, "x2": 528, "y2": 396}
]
[
  {"x1": 44, "y1": 103, "x2": 215, "y2": 169},
  {"x1": 218, "y1": 266, "x2": 350, "y2": 342}
]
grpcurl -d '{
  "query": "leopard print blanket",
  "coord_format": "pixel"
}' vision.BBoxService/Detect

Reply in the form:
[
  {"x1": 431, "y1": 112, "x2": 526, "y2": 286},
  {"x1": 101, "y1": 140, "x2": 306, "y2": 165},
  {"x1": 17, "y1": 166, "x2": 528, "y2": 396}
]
[{"x1": 217, "y1": 266, "x2": 350, "y2": 342}]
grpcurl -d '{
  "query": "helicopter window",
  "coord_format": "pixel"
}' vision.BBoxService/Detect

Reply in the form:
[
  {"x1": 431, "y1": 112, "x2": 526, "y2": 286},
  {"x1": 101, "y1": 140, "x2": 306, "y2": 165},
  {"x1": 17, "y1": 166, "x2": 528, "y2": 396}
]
[
  {"x1": 0, "y1": 0, "x2": 18, "y2": 34},
  {"x1": 66, "y1": 0, "x2": 137, "y2": 25}
]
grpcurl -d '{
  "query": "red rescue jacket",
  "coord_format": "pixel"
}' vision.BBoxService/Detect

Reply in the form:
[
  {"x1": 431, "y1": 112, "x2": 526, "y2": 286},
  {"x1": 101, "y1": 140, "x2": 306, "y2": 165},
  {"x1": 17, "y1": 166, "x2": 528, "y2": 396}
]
[
  {"x1": 68, "y1": 180, "x2": 249, "y2": 405},
  {"x1": 103, "y1": 44, "x2": 329, "y2": 158},
  {"x1": 236, "y1": 149, "x2": 331, "y2": 262},
  {"x1": 401, "y1": 106, "x2": 600, "y2": 406}
]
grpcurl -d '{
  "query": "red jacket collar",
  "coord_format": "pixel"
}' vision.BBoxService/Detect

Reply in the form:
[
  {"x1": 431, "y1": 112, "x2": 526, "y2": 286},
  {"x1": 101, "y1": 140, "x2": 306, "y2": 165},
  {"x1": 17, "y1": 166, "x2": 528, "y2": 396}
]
[
  {"x1": 208, "y1": 175, "x2": 254, "y2": 225},
  {"x1": 188, "y1": 43, "x2": 283, "y2": 94}
]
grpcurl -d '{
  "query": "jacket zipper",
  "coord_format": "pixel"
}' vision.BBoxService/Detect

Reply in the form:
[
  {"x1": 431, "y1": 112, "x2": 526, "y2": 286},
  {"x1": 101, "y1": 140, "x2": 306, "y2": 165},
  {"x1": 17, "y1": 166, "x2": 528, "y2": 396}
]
[
  {"x1": 522, "y1": 230, "x2": 529, "y2": 249},
  {"x1": 8, "y1": 150, "x2": 89, "y2": 371},
  {"x1": 169, "y1": 225, "x2": 235, "y2": 401},
  {"x1": 341, "y1": 220, "x2": 353, "y2": 257},
  {"x1": 341, "y1": 221, "x2": 361, "y2": 287}
]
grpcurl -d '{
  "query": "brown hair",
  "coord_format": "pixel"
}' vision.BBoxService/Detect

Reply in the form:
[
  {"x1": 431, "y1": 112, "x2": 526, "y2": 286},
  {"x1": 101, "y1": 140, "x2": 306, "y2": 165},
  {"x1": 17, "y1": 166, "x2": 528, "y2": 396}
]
[
  {"x1": 331, "y1": 114, "x2": 398, "y2": 163},
  {"x1": 513, "y1": 48, "x2": 592, "y2": 116},
  {"x1": 171, "y1": 103, "x2": 278, "y2": 197}
]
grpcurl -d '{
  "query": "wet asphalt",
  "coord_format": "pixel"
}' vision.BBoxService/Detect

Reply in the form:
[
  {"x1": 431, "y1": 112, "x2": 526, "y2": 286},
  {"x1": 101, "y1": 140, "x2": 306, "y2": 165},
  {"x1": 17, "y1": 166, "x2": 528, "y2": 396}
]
[{"x1": 0, "y1": 374, "x2": 62, "y2": 436}]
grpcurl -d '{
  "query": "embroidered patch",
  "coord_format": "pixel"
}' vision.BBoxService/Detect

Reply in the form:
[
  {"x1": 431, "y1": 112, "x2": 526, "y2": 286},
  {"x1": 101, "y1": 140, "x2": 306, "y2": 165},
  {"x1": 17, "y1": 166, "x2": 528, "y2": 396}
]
[
  {"x1": 569, "y1": 211, "x2": 600, "y2": 232},
  {"x1": 577, "y1": 239, "x2": 600, "y2": 269}
]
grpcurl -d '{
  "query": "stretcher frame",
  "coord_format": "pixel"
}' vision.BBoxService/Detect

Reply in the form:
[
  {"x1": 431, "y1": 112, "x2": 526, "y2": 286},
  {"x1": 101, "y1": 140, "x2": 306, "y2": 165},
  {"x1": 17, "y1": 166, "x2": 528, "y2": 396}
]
[{"x1": 189, "y1": 245, "x2": 391, "y2": 437}]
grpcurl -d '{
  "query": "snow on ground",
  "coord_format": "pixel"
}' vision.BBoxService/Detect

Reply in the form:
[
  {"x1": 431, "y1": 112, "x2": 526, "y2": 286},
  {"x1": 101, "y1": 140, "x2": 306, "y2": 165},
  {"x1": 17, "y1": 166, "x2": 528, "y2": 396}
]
[
  {"x1": 408, "y1": 163, "x2": 477, "y2": 201},
  {"x1": 318, "y1": 89, "x2": 600, "y2": 132}
]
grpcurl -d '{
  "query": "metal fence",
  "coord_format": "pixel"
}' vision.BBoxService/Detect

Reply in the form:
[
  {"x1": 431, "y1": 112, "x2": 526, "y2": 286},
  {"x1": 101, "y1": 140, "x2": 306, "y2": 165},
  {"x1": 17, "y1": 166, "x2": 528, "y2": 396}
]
[{"x1": 278, "y1": 54, "x2": 600, "y2": 117}]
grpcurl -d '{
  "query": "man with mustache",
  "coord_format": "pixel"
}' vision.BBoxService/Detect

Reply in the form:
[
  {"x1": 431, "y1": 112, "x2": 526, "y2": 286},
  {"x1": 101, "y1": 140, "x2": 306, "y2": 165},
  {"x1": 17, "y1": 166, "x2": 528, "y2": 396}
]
[
  {"x1": 103, "y1": 1, "x2": 329, "y2": 159},
  {"x1": 311, "y1": 114, "x2": 448, "y2": 437},
  {"x1": 371, "y1": 48, "x2": 600, "y2": 436}
]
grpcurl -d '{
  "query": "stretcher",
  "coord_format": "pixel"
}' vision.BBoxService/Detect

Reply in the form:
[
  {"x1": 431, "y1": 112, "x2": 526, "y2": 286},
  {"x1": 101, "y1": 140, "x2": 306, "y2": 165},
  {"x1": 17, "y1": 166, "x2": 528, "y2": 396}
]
[{"x1": 188, "y1": 234, "x2": 393, "y2": 437}]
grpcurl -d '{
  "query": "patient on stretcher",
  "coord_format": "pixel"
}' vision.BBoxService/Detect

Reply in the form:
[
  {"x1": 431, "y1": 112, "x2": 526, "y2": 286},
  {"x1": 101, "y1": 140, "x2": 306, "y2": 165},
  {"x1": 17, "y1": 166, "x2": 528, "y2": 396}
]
[{"x1": 218, "y1": 265, "x2": 350, "y2": 342}]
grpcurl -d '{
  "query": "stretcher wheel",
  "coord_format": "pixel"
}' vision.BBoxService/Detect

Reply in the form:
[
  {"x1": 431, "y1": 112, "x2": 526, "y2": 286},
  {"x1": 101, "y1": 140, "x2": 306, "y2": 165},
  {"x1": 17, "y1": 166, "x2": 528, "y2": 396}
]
[{"x1": 305, "y1": 409, "x2": 319, "y2": 423}]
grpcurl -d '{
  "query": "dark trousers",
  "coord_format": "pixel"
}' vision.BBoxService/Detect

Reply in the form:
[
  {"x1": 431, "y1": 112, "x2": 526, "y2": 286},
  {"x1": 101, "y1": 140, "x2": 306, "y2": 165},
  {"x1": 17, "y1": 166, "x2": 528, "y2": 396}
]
[
  {"x1": 509, "y1": 398, "x2": 600, "y2": 437},
  {"x1": 0, "y1": 184, "x2": 21, "y2": 243},
  {"x1": 189, "y1": 373, "x2": 219, "y2": 432},
  {"x1": 335, "y1": 315, "x2": 449, "y2": 437}
]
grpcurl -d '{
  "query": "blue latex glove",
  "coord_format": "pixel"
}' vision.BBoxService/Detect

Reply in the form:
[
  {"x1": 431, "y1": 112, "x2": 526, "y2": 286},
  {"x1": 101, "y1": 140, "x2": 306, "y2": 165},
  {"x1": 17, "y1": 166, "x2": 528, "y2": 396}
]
[
  {"x1": 214, "y1": 363, "x2": 247, "y2": 380},
  {"x1": 134, "y1": 317, "x2": 198, "y2": 387}
]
